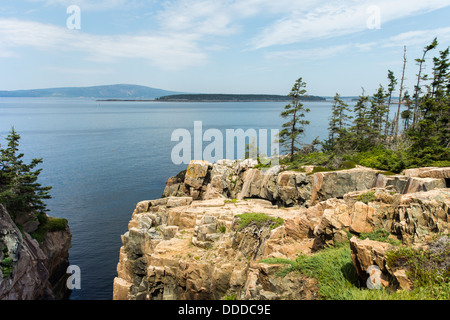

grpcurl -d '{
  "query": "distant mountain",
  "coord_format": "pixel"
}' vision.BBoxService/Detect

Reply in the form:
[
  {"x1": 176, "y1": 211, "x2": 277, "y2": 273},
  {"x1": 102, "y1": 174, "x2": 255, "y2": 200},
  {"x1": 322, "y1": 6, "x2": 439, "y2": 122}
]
[{"x1": 0, "y1": 84, "x2": 183, "y2": 99}]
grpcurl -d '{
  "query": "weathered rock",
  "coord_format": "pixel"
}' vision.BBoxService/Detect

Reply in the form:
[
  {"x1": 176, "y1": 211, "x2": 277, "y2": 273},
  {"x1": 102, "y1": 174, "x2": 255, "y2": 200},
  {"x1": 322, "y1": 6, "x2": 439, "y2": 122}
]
[
  {"x1": 118, "y1": 162, "x2": 450, "y2": 300},
  {"x1": 402, "y1": 167, "x2": 450, "y2": 179},
  {"x1": 349, "y1": 237, "x2": 393, "y2": 286},
  {"x1": 162, "y1": 170, "x2": 187, "y2": 198},
  {"x1": 0, "y1": 205, "x2": 71, "y2": 300},
  {"x1": 310, "y1": 168, "x2": 378, "y2": 204},
  {"x1": 183, "y1": 160, "x2": 212, "y2": 200},
  {"x1": 402, "y1": 177, "x2": 446, "y2": 194}
]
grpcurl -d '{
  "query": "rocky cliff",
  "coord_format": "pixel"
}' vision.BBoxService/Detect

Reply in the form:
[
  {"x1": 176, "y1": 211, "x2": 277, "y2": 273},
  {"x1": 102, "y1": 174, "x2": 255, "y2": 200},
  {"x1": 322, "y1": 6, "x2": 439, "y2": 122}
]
[
  {"x1": 0, "y1": 204, "x2": 71, "y2": 300},
  {"x1": 114, "y1": 161, "x2": 449, "y2": 300}
]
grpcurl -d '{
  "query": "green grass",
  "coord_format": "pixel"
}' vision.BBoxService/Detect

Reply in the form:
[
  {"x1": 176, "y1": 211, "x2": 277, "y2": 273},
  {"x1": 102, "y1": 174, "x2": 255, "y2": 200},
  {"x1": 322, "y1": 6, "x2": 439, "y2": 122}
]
[
  {"x1": 259, "y1": 239, "x2": 449, "y2": 300},
  {"x1": 355, "y1": 190, "x2": 377, "y2": 204},
  {"x1": 235, "y1": 213, "x2": 284, "y2": 231},
  {"x1": 359, "y1": 229, "x2": 401, "y2": 246},
  {"x1": 31, "y1": 215, "x2": 69, "y2": 243}
]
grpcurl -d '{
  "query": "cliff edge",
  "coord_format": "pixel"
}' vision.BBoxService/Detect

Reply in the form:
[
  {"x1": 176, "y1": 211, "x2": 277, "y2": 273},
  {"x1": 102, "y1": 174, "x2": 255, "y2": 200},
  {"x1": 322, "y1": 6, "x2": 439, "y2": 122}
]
[
  {"x1": 113, "y1": 161, "x2": 449, "y2": 300},
  {"x1": 0, "y1": 204, "x2": 71, "y2": 300}
]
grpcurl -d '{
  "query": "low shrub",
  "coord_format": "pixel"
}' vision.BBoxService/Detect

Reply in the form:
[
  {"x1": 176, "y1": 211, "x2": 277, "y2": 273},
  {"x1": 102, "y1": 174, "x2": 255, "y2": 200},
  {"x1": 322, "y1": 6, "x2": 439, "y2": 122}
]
[{"x1": 235, "y1": 213, "x2": 284, "y2": 231}]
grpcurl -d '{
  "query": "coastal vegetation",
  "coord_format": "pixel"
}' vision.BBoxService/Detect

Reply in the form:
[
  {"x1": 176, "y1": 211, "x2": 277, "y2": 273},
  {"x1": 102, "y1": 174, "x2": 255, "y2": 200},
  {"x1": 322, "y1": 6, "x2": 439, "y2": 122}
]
[
  {"x1": 278, "y1": 38, "x2": 450, "y2": 173},
  {"x1": 260, "y1": 236, "x2": 449, "y2": 300},
  {"x1": 0, "y1": 128, "x2": 54, "y2": 241}
]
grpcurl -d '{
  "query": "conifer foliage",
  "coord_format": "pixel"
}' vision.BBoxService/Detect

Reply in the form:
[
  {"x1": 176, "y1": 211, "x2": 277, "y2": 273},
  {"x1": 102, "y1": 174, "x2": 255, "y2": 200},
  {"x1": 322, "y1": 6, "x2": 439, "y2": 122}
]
[
  {"x1": 0, "y1": 128, "x2": 51, "y2": 220},
  {"x1": 279, "y1": 77, "x2": 311, "y2": 161},
  {"x1": 282, "y1": 38, "x2": 449, "y2": 173}
]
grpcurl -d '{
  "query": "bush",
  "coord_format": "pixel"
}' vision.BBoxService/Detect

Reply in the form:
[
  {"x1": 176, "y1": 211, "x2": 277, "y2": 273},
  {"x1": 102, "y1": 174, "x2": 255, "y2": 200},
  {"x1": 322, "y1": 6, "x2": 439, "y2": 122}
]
[
  {"x1": 355, "y1": 190, "x2": 376, "y2": 204},
  {"x1": 235, "y1": 213, "x2": 284, "y2": 231},
  {"x1": 386, "y1": 236, "x2": 450, "y2": 289}
]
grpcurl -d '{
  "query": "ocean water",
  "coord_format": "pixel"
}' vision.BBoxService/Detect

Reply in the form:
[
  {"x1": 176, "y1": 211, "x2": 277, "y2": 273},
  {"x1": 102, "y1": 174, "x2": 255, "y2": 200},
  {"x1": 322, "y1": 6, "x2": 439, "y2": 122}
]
[{"x1": 0, "y1": 98, "x2": 334, "y2": 299}]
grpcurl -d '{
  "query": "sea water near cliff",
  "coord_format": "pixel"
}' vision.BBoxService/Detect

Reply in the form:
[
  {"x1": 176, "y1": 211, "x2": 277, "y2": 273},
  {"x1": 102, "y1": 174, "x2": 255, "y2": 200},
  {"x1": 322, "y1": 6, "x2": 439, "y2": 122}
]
[{"x1": 0, "y1": 97, "x2": 337, "y2": 299}]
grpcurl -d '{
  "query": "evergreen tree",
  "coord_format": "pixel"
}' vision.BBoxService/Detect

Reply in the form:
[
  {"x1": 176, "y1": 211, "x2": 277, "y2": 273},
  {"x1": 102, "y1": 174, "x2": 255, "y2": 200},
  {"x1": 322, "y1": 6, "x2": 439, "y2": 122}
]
[
  {"x1": 369, "y1": 84, "x2": 388, "y2": 144},
  {"x1": 326, "y1": 93, "x2": 353, "y2": 154},
  {"x1": 384, "y1": 70, "x2": 397, "y2": 136},
  {"x1": 413, "y1": 38, "x2": 438, "y2": 126},
  {"x1": 431, "y1": 47, "x2": 450, "y2": 100},
  {"x1": 0, "y1": 128, "x2": 52, "y2": 220},
  {"x1": 350, "y1": 89, "x2": 371, "y2": 151},
  {"x1": 279, "y1": 77, "x2": 310, "y2": 161},
  {"x1": 401, "y1": 91, "x2": 413, "y2": 131}
]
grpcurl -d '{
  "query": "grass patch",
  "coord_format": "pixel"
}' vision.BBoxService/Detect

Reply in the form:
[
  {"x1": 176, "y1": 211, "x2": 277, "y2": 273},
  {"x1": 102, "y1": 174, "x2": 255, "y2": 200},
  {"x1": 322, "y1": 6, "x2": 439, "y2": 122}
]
[
  {"x1": 360, "y1": 228, "x2": 401, "y2": 246},
  {"x1": 259, "y1": 243, "x2": 361, "y2": 300},
  {"x1": 31, "y1": 215, "x2": 68, "y2": 243},
  {"x1": 356, "y1": 190, "x2": 377, "y2": 204},
  {"x1": 235, "y1": 213, "x2": 284, "y2": 231},
  {"x1": 259, "y1": 240, "x2": 449, "y2": 300}
]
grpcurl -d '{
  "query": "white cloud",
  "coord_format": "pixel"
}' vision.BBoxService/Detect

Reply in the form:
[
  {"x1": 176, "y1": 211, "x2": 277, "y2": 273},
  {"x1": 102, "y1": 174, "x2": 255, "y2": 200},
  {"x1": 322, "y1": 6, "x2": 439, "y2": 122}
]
[
  {"x1": 27, "y1": 0, "x2": 144, "y2": 11},
  {"x1": 264, "y1": 25, "x2": 450, "y2": 62},
  {"x1": 0, "y1": 18, "x2": 207, "y2": 70},
  {"x1": 383, "y1": 27, "x2": 450, "y2": 48},
  {"x1": 266, "y1": 44, "x2": 351, "y2": 61},
  {"x1": 250, "y1": 0, "x2": 450, "y2": 49}
]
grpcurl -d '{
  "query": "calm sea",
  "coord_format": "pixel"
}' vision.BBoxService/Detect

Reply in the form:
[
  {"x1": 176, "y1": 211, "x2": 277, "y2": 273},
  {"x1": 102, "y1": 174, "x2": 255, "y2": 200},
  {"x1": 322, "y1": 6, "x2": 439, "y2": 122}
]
[{"x1": 0, "y1": 97, "x2": 335, "y2": 299}]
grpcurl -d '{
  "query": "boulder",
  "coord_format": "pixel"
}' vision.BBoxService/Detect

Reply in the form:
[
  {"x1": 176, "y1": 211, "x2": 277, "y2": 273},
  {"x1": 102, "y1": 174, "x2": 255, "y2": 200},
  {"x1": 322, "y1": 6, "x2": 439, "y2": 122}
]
[
  {"x1": 310, "y1": 168, "x2": 378, "y2": 204},
  {"x1": 402, "y1": 167, "x2": 450, "y2": 179},
  {"x1": 402, "y1": 177, "x2": 446, "y2": 194},
  {"x1": 349, "y1": 237, "x2": 393, "y2": 286},
  {"x1": 162, "y1": 170, "x2": 186, "y2": 198},
  {"x1": 183, "y1": 160, "x2": 212, "y2": 200}
]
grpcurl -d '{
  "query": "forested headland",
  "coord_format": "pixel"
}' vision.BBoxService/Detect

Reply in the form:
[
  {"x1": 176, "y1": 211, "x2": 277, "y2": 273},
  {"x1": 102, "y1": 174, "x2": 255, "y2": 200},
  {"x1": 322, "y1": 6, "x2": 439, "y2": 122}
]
[{"x1": 275, "y1": 38, "x2": 449, "y2": 173}]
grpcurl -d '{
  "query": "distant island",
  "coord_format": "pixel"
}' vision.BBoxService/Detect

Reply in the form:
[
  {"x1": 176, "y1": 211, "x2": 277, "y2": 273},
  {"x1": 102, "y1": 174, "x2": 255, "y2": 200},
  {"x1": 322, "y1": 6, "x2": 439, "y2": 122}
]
[
  {"x1": 0, "y1": 84, "x2": 327, "y2": 102},
  {"x1": 155, "y1": 94, "x2": 326, "y2": 102}
]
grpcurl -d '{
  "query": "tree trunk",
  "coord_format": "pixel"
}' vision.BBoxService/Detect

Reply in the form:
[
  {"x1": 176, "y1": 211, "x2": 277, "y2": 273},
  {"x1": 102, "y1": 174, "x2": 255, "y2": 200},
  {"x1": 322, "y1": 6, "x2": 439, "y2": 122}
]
[{"x1": 395, "y1": 46, "x2": 407, "y2": 137}]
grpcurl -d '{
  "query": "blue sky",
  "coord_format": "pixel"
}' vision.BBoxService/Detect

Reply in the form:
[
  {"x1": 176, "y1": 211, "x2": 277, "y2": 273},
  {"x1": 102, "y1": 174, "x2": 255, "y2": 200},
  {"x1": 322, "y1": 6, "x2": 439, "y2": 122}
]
[{"x1": 1, "y1": 0, "x2": 449, "y2": 96}]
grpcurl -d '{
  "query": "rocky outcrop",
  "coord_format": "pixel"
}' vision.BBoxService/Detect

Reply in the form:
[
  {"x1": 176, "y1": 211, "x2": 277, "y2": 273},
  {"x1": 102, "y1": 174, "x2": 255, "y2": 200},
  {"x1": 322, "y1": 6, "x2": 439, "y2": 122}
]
[
  {"x1": 114, "y1": 197, "x2": 321, "y2": 300},
  {"x1": 114, "y1": 186, "x2": 449, "y2": 300},
  {"x1": 115, "y1": 162, "x2": 449, "y2": 300},
  {"x1": 162, "y1": 160, "x2": 449, "y2": 208},
  {"x1": 0, "y1": 205, "x2": 71, "y2": 300}
]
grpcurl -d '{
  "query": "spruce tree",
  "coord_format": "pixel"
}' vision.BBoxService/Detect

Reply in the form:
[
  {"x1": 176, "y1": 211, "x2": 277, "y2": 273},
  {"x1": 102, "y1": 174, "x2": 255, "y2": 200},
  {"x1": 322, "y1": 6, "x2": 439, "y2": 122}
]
[
  {"x1": 0, "y1": 128, "x2": 51, "y2": 220},
  {"x1": 351, "y1": 89, "x2": 370, "y2": 151},
  {"x1": 369, "y1": 85, "x2": 388, "y2": 144},
  {"x1": 413, "y1": 38, "x2": 438, "y2": 126},
  {"x1": 327, "y1": 93, "x2": 352, "y2": 152},
  {"x1": 384, "y1": 70, "x2": 397, "y2": 136},
  {"x1": 279, "y1": 77, "x2": 310, "y2": 161}
]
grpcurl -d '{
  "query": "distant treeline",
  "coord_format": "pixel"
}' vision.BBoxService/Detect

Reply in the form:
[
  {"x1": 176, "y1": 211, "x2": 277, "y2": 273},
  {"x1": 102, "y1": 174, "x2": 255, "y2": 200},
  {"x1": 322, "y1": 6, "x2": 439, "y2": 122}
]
[{"x1": 156, "y1": 94, "x2": 326, "y2": 102}]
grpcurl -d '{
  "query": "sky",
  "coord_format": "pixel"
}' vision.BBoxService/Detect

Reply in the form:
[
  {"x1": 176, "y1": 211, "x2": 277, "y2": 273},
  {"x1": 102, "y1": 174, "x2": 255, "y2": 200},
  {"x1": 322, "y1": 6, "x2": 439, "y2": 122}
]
[{"x1": 0, "y1": 0, "x2": 450, "y2": 96}]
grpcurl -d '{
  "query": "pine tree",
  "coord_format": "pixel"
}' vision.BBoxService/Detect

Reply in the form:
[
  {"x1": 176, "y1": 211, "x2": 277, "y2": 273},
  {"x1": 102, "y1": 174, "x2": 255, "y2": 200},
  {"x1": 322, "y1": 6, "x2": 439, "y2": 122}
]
[
  {"x1": 0, "y1": 128, "x2": 52, "y2": 220},
  {"x1": 369, "y1": 84, "x2": 388, "y2": 144},
  {"x1": 413, "y1": 38, "x2": 438, "y2": 126},
  {"x1": 327, "y1": 93, "x2": 353, "y2": 153},
  {"x1": 384, "y1": 70, "x2": 397, "y2": 136},
  {"x1": 401, "y1": 91, "x2": 413, "y2": 131},
  {"x1": 351, "y1": 89, "x2": 370, "y2": 151},
  {"x1": 279, "y1": 77, "x2": 310, "y2": 161}
]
